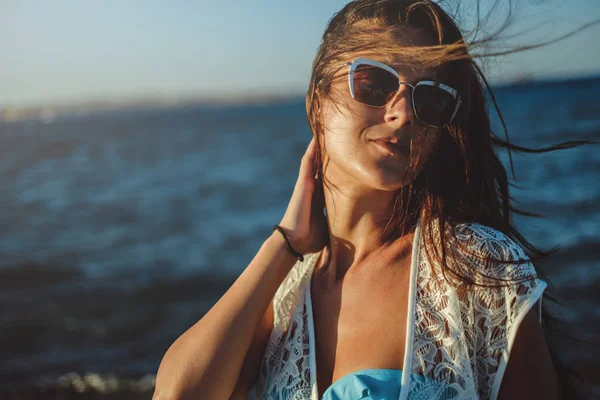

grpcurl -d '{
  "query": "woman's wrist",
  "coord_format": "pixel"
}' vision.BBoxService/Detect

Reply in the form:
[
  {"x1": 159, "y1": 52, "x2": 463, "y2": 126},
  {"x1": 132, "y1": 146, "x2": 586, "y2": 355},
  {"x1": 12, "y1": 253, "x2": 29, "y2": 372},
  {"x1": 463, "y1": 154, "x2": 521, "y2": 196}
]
[
  {"x1": 272, "y1": 225, "x2": 304, "y2": 261},
  {"x1": 267, "y1": 229, "x2": 300, "y2": 259},
  {"x1": 262, "y1": 231, "x2": 298, "y2": 280}
]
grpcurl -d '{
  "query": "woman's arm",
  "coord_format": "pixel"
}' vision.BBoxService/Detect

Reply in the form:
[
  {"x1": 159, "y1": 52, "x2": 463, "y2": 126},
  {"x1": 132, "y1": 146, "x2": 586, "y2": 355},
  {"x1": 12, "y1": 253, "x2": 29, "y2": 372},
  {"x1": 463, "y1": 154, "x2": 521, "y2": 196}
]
[
  {"x1": 497, "y1": 301, "x2": 559, "y2": 400},
  {"x1": 154, "y1": 137, "x2": 327, "y2": 400},
  {"x1": 229, "y1": 299, "x2": 274, "y2": 399},
  {"x1": 153, "y1": 232, "x2": 296, "y2": 400}
]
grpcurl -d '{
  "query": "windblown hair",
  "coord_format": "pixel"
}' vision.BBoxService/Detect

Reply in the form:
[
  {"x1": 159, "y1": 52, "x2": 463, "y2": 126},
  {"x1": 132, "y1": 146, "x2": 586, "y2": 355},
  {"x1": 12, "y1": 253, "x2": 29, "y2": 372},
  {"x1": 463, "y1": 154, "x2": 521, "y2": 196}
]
[{"x1": 305, "y1": 0, "x2": 592, "y2": 398}]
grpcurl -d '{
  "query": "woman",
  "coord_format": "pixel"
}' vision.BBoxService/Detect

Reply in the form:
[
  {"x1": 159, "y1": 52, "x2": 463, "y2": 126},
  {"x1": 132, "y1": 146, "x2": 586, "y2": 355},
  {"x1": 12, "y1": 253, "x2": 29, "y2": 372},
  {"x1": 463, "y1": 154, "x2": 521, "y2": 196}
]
[{"x1": 153, "y1": 1, "x2": 578, "y2": 399}]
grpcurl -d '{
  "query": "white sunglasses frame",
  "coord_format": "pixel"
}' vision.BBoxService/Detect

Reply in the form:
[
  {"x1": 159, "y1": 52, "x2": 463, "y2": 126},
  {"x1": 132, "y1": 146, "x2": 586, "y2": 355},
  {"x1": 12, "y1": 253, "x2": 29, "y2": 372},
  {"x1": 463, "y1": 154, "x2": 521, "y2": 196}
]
[{"x1": 343, "y1": 57, "x2": 462, "y2": 128}]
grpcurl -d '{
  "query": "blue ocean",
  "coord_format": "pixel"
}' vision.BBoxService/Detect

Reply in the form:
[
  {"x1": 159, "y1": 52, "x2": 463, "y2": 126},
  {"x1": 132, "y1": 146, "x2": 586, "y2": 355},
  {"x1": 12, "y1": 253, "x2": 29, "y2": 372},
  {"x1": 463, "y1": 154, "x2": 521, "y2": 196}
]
[{"x1": 1, "y1": 76, "x2": 599, "y2": 398}]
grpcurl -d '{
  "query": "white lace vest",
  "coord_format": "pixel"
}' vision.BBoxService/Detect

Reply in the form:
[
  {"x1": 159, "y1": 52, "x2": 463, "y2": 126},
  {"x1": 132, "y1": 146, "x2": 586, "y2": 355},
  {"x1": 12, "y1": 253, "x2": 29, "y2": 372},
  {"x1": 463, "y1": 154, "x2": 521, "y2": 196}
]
[{"x1": 249, "y1": 220, "x2": 547, "y2": 400}]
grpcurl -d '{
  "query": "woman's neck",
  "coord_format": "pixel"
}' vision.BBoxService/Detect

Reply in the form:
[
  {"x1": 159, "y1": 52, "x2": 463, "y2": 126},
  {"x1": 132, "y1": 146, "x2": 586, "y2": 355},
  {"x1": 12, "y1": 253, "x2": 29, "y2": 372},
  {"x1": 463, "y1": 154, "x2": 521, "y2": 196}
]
[{"x1": 317, "y1": 188, "x2": 416, "y2": 281}]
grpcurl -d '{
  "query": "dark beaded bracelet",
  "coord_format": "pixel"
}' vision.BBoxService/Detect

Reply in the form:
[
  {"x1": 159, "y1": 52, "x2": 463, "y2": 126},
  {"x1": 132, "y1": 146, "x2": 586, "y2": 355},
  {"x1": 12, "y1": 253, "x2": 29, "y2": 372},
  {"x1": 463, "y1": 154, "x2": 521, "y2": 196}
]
[{"x1": 272, "y1": 225, "x2": 304, "y2": 262}]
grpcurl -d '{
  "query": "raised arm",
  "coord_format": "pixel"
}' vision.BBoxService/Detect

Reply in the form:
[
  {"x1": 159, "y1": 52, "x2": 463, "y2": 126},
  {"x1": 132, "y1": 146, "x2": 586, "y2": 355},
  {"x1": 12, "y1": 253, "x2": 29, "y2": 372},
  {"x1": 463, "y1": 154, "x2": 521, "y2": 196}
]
[
  {"x1": 153, "y1": 233, "x2": 297, "y2": 400},
  {"x1": 153, "y1": 137, "x2": 328, "y2": 400}
]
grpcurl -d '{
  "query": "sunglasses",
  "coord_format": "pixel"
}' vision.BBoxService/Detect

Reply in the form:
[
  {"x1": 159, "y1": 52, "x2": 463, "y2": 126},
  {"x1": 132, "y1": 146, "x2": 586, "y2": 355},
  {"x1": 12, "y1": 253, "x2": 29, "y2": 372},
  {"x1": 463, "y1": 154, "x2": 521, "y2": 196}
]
[{"x1": 340, "y1": 58, "x2": 461, "y2": 128}]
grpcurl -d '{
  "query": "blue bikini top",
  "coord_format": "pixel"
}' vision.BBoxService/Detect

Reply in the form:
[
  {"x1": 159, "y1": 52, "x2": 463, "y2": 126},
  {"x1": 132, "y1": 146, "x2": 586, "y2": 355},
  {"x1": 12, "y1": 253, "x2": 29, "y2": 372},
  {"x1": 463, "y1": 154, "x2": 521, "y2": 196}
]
[
  {"x1": 321, "y1": 369, "x2": 403, "y2": 400},
  {"x1": 321, "y1": 369, "x2": 447, "y2": 400}
]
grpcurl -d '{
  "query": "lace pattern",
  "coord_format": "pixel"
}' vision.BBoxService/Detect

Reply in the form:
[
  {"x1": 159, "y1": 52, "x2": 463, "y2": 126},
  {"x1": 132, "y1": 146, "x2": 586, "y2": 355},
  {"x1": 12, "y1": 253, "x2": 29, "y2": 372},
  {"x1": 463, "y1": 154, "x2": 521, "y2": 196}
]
[
  {"x1": 255, "y1": 252, "x2": 320, "y2": 399},
  {"x1": 408, "y1": 222, "x2": 546, "y2": 400},
  {"x1": 252, "y1": 221, "x2": 547, "y2": 400}
]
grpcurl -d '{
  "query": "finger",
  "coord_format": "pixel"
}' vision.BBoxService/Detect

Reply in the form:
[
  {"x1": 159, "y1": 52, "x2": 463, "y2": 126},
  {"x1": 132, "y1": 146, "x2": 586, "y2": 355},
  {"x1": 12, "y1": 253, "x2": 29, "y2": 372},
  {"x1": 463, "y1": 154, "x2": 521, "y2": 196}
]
[
  {"x1": 311, "y1": 139, "x2": 322, "y2": 180},
  {"x1": 303, "y1": 137, "x2": 316, "y2": 159},
  {"x1": 307, "y1": 138, "x2": 321, "y2": 177},
  {"x1": 312, "y1": 176, "x2": 325, "y2": 213},
  {"x1": 300, "y1": 138, "x2": 317, "y2": 173}
]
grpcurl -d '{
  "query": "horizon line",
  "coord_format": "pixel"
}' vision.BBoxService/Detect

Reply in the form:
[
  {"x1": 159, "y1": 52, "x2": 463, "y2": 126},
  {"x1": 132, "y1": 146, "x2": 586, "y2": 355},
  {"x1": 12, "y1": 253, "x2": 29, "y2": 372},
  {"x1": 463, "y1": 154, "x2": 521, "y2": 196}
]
[{"x1": 1, "y1": 72, "x2": 599, "y2": 123}]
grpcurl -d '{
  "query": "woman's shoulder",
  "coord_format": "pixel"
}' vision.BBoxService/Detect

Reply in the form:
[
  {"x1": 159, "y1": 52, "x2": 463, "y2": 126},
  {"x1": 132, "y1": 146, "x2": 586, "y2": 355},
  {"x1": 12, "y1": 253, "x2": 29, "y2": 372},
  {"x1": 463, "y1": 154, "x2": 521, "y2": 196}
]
[
  {"x1": 441, "y1": 220, "x2": 539, "y2": 283},
  {"x1": 452, "y1": 221, "x2": 528, "y2": 259}
]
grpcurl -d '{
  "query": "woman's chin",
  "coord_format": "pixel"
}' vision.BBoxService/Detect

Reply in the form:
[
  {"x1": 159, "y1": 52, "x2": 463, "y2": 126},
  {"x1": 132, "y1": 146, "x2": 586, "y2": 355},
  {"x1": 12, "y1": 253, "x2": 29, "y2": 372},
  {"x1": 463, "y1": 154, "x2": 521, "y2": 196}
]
[{"x1": 365, "y1": 160, "x2": 413, "y2": 186}]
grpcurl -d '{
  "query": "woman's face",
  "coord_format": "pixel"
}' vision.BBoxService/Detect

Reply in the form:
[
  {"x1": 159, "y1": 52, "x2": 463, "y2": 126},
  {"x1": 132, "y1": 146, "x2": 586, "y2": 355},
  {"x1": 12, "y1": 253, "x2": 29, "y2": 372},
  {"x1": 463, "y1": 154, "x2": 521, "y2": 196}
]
[{"x1": 319, "y1": 55, "x2": 443, "y2": 193}]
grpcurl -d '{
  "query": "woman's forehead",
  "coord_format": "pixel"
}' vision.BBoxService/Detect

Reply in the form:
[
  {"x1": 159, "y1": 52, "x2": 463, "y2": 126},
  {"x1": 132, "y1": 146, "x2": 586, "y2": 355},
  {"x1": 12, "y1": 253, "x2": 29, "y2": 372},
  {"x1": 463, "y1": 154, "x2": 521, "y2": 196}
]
[
  {"x1": 388, "y1": 57, "x2": 438, "y2": 79},
  {"x1": 348, "y1": 25, "x2": 443, "y2": 77}
]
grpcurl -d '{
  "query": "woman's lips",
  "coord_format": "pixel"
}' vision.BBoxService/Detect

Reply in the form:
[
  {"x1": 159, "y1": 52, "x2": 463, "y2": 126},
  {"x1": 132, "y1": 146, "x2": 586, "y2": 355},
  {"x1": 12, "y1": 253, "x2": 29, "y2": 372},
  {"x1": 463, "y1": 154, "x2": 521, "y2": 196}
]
[{"x1": 372, "y1": 140, "x2": 409, "y2": 155}]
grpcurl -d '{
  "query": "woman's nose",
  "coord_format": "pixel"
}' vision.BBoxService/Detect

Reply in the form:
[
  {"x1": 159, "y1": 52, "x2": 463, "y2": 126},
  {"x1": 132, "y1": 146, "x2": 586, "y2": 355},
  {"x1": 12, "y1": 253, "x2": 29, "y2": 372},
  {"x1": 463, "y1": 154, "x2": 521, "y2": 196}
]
[{"x1": 383, "y1": 84, "x2": 415, "y2": 127}]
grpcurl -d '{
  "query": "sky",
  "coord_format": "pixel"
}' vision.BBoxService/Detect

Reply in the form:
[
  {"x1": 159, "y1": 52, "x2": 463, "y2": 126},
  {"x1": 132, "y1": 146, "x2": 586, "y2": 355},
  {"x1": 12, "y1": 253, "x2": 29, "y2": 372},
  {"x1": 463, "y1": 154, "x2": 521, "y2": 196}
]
[{"x1": 1, "y1": 0, "x2": 599, "y2": 108}]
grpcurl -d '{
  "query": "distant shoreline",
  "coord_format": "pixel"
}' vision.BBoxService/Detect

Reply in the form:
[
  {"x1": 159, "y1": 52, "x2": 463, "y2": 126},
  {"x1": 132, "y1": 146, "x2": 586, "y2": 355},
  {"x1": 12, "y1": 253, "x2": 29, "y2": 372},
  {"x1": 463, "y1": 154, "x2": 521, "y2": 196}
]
[
  {"x1": 0, "y1": 93, "x2": 306, "y2": 124},
  {"x1": 1, "y1": 73, "x2": 598, "y2": 124}
]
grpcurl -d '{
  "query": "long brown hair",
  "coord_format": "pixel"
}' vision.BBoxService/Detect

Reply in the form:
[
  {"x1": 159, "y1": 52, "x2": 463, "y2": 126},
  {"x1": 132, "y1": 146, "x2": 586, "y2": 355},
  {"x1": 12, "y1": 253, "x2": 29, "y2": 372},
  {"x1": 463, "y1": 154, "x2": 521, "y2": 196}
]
[{"x1": 305, "y1": 0, "x2": 593, "y2": 398}]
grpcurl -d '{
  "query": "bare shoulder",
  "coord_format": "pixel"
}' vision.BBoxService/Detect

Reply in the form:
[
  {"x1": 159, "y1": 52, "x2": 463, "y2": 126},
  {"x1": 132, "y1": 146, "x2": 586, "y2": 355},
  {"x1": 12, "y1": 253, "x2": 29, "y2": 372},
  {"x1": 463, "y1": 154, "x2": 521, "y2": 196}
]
[{"x1": 497, "y1": 301, "x2": 558, "y2": 400}]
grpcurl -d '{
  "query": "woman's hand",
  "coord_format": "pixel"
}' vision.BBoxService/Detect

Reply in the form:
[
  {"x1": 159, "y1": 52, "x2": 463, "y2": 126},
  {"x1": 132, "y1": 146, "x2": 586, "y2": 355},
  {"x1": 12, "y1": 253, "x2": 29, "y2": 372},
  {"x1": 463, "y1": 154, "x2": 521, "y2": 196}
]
[{"x1": 278, "y1": 137, "x2": 329, "y2": 255}]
